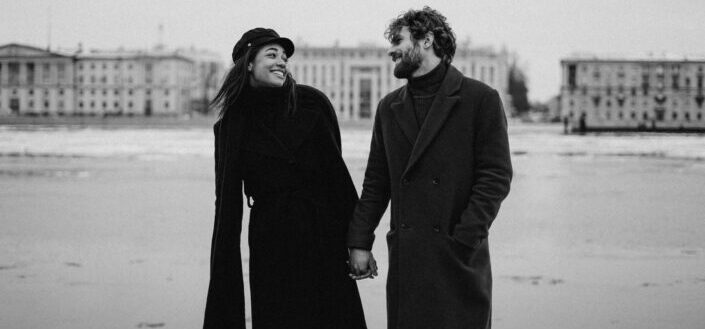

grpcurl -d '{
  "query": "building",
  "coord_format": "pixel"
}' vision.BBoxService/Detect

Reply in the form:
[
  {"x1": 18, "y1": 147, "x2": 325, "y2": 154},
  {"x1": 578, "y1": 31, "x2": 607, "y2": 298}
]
[
  {"x1": 560, "y1": 56, "x2": 705, "y2": 131},
  {"x1": 0, "y1": 43, "x2": 224, "y2": 116},
  {"x1": 0, "y1": 44, "x2": 76, "y2": 116},
  {"x1": 74, "y1": 47, "x2": 193, "y2": 116},
  {"x1": 288, "y1": 44, "x2": 509, "y2": 120}
]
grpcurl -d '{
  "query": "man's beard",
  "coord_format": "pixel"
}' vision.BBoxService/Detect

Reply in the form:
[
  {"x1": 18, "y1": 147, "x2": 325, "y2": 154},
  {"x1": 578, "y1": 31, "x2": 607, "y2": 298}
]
[{"x1": 393, "y1": 43, "x2": 423, "y2": 79}]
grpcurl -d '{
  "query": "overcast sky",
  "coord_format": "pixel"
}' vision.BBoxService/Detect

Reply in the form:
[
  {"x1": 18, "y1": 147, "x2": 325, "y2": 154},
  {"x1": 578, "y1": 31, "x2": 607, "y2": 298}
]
[{"x1": 2, "y1": 0, "x2": 704, "y2": 102}]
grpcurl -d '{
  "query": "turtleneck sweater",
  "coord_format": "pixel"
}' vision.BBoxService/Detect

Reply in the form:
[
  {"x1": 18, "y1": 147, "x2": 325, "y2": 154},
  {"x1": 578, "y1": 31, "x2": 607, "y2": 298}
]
[
  {"x1": 238, "y1": 82, "x2": 296, "y2": 149},
  {"x1": 407, "y1": 62, "x2": 447, "y2": 127}
]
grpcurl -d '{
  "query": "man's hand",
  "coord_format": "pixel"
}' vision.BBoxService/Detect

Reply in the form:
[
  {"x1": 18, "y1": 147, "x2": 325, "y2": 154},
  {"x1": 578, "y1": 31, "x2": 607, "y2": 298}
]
[{"x1": 348, "y1": 248, "x2": 378, "y2": 280}]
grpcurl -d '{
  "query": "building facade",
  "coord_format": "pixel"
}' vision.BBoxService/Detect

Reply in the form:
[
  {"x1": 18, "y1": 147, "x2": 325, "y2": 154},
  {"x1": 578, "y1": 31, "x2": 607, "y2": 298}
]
[
  {"x1": 560, "y1": 57, "x2": 705, "y2": 131},
  {"x1": 0, "y1": 43, "x2": 224, "y2": 116},
  {"x1": 288, "y1": 45, "x2": 509, "y2": 120},
  {"x1": 0, "y1": 44, "x2": 76, "y2": 116}
]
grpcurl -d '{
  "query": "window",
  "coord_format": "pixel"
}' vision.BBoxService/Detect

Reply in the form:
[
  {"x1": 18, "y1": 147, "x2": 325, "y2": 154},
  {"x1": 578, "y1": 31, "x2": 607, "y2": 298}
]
[
  {"x1": 43, "y1": 63, "x2": 51, "y2": 82},
  {"x1": 567, "y1": 64, "x2": 577, "y2": 89},
  {"x1": 8, "y1": 62, "x2": 20, "y2": 84},
  {"x1": 26, "y1": 63, "x2": 35, "y2": 85}
]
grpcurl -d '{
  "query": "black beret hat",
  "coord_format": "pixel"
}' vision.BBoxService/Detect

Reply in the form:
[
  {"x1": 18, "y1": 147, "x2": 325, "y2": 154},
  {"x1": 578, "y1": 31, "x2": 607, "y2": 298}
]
[{"x1": 231, "y1": 27, "x2": 295, "y2": 63}]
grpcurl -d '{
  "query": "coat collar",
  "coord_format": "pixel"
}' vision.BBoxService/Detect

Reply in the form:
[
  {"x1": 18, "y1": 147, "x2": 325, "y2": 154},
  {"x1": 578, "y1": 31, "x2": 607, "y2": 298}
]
[{"x1": 390, "y1": 64, "x2": 463, "y2": 175}]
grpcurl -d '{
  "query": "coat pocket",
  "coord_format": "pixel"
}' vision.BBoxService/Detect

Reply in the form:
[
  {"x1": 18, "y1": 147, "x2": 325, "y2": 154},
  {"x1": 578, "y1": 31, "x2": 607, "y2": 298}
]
[{"x1": 445, "y1": 235, "x2": 478, "y2": 266}]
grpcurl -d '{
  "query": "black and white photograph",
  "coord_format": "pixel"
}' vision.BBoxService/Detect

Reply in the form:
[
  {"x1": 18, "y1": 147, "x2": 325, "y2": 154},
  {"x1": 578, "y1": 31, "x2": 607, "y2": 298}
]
[{"x1": 1, "y1": 1, "x2": 704, "y2": 328}]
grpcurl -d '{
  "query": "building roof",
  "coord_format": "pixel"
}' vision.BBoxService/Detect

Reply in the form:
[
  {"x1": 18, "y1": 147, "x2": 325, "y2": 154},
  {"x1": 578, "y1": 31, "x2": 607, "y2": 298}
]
[
  {"x1": 0, "y1": 43, "x2": 75, "y2": 59},
  {"x1": 561, "y1": 52, "x2": 705, "y2": 64}
]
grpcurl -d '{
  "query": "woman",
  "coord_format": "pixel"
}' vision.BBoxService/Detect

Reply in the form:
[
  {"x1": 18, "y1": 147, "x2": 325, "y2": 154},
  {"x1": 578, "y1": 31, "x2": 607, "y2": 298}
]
[{"x1": 203, "y1": 28, "x2": 367, "y2": 329}]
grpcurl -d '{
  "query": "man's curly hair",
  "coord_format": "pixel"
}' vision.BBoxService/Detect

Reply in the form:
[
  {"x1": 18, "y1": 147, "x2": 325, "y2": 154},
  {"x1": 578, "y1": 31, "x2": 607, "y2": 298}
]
[{"x1": 385, "y1": 6, "x2": 457, "y2": 64}]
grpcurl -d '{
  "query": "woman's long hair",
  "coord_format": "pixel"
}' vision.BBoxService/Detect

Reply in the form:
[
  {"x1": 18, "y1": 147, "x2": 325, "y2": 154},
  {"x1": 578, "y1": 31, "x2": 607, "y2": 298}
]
[{"x1": 211, "y1": 47, "x2": 297, "y2": 119}]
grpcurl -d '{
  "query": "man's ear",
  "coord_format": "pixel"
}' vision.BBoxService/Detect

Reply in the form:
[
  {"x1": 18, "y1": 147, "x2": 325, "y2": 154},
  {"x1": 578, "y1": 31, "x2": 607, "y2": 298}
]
[{"x1": 424, "y1": 32, "x2": 435, "y2": 49}]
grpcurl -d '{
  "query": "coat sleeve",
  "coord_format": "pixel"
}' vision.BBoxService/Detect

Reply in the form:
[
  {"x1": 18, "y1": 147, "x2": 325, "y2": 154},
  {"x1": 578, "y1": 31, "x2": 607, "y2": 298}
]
[
  {"x1": 347, "y1": 104, "x2": 391, "y2": 250},
  {"x1": 452, "y1": 88, "x2": 513, "y2": 249},
  {"x1": 204, "y1": 119, "x2": 247, "y2": 329}
]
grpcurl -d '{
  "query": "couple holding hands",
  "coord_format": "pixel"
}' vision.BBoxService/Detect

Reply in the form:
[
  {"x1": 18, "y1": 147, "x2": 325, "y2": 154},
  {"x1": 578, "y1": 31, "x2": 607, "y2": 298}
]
[{"x1": 203, "y1": 6, "x2": 512, "y2": 329}]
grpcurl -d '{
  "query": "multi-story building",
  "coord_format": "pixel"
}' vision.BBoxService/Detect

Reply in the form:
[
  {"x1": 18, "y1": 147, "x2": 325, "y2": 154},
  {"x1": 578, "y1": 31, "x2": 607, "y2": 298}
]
[
  {"x1": 0, "y1": 43, "x2": 76, "y2": 116},
  {"x1": 74, "y1": 48, "x2": 193, "y2": 116},
  {"x1": 0, "y1": 43, "x2": 224, "y2": 116},
  {"x1": 288, "y1": 44, "x2": 509, "y2": 120},
  {"x1": 560, "y1": 56, "x2": 705, "y2": 131}
]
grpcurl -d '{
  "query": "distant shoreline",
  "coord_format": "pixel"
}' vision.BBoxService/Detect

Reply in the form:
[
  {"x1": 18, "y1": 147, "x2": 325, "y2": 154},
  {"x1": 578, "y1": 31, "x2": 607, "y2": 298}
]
[
  {"x1": 0, "y1": 115, "x2": 217, "y2": 128},
  {"x1": 0, "y1": 114, "x2": 375, "y2": 130}
]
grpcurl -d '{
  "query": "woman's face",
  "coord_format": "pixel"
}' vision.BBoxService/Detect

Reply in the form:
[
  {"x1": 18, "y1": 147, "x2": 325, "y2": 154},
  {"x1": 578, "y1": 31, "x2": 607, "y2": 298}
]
[{"x1": 249, "y1": 43, "x2": 288, "y2": 87}]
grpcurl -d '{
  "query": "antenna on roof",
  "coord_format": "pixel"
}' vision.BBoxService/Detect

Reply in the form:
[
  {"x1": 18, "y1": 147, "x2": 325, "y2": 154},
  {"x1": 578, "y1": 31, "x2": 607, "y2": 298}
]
[
  {"x1": 46, "y1": 3, "x2": 53, "y2": 51},
  {"x1": 157, "y1": 23, "x2": 165, "y2": 50}
]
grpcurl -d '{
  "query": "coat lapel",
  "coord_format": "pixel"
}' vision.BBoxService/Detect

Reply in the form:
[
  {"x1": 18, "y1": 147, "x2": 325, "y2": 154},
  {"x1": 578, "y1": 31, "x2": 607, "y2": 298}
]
[
  {"x1": 403, "y1": 65, "x2": 463, "y2": 176},
  {"x1": 390, "y1": 86, "x2": 419, "y2": 145}
]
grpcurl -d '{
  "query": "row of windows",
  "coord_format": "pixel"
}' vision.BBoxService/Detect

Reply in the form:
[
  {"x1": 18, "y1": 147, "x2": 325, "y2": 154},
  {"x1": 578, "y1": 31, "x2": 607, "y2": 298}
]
[
  {"x1": 78, "y1": 62, "x2": 134, "y2": 70},
  {"x1": 566, "y1": 95, "x2": 705, "y2": 109},
  {"x1": 1, "y1": 88, "x2": 66, "y2": 96},
  {"x1": 77, "y1": 101, "x2": 170, "y2": 109},
  {"x1": 76, "y1": 88, "x2": 171, "y2": 96},
  {"x1": 569, "y1": 110, "x2": 704, "y2": 121}
]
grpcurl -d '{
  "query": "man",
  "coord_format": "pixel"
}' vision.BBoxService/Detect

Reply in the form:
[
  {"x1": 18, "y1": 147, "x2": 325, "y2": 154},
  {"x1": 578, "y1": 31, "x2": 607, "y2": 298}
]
[{"x1": 347, "y1": 7, "x2": 512, "y2": 329}]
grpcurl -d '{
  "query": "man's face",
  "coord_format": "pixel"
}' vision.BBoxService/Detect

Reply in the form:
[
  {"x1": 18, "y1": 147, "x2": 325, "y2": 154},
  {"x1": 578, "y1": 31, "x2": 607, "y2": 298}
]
[{"x1": 388, "y1": 26, "x2": 423, "y2": 79}]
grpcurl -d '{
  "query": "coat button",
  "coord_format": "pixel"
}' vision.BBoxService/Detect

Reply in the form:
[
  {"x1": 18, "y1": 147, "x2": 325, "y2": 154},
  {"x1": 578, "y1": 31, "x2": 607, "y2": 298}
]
[
  {"x1": 288, "y1": 159, "x2": 296, "y2": 165},
  {"x1": 401, "y1": 223, "x2": 409, "y2": 229},
  {"x1": 432, "y1": 177, "x2": 440, "y2": 185},
  {"x1": 402, "y1": 178, "x2": 409, "y2": 185},
  {"x1": 433, "y1": 225, "x2": 440, "y2": 232}
]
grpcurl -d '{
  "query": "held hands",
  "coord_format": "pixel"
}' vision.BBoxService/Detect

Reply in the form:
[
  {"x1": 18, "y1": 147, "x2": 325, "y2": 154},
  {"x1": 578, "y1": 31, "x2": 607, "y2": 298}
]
[{"x1": 348, "y1": 248, "x2": 378, "y2": 280}]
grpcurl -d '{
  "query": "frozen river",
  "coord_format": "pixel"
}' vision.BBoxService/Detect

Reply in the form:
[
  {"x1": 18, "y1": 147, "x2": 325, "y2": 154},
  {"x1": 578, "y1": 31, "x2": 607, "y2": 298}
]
[{"x1": 1, "y1": 123, "x2": 704, "y2": 329}]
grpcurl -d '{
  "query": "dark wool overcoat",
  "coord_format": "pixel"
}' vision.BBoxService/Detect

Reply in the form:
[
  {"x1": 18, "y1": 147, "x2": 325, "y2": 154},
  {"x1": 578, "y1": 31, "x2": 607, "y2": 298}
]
[
  {"x1": 348, "y1": 65, "x2": 513, "y2": 329},
  {"x1": 204, "y1": 85, "x2": 365, "y2": 329}
]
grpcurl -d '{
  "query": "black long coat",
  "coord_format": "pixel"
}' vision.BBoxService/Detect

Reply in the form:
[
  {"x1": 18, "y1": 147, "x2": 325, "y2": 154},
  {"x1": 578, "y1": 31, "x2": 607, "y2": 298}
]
[
  {"x1": 348, "y1": 65, "x2": 513, "y2": 329},
  {"x1": 204, "y1": 85, "x2": 366, "y2": 329}
]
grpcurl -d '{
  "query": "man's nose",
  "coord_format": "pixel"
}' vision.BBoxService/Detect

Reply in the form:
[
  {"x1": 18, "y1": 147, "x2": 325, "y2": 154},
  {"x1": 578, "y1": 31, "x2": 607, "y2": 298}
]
[{"x1": 387, "y1": 47, "x2": 396, "y2": 57}]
